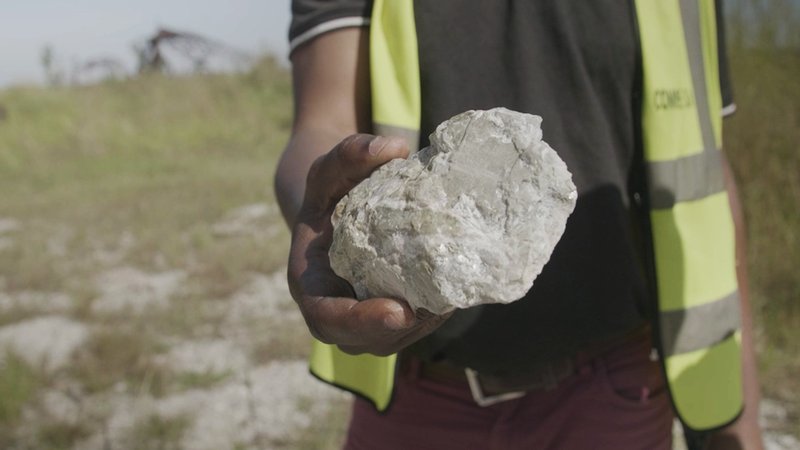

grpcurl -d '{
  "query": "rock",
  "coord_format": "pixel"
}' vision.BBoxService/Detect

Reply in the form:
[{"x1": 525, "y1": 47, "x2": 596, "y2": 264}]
[
  {"x1": 0, "y1": 217, "x2": 20, "y2": 235},
  {"x1": 329, "y1": 108, "x2": 577, "y2": 314},
  {"x1": 0, "y1": 316, "x2": 89, "y2": 372},
  {"x1": 212, "y1": 203, "x2": 279, "y2": 237},
  {"x1": 92, "y1": 267, "x2": 186, "y2": 314},
  {"x1": 159, "y1": 339, "x2": 249, "y2": 374}
]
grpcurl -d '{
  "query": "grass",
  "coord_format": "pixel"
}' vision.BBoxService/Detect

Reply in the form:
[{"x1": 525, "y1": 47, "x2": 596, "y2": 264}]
[
  {"x1": 69, "y1": 328, "x2": 168, "y2": 396},
  {"x1": 0, "y1": 353, "x2": 42, "y2": 447},
  {"x1": 0, "y1": 56, "x2": 292, "y2": 296},
  {"x1": 250, "y1": 328, "x2": 313, "y2": 363},
  {"x1": 291, "y1": 397, "x2": 352, "y2": 450},
  {"x1": 0, "y1": 227, "x2": 66, "y2": 292},
  {"x1": 0, "y1": 307, "x2": 40, "y2": 327},
  {"x1": 0, "y1": 353, "x2": 41, "y2": 423},
  {"x1": 36, "y1": 422, "x2": 92, "y2": 450},
  {"x1": 127, "y1": 414, "x2": 191, "y2": 450},
  {"x1": 175, "y1": 370, "x2": 232, "y2": 390}
]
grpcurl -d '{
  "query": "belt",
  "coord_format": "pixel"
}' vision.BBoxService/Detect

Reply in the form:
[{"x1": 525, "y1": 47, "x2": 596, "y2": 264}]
[
  {"x1": 417, "y1": 357, "x2": 574, "y2": 406},
  {"x1": 408, "y1": 324, "x2": 651, "y2": 407}
]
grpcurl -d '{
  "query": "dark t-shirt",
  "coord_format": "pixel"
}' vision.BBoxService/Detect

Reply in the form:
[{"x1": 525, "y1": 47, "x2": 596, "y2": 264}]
[{"x1": 290, "y1": 0, "x2": 734, "y2": 376}]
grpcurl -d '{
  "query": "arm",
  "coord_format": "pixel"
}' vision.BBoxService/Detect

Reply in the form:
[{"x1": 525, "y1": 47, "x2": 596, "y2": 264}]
[
  {"x1": 708, "y1": 154, "x2": 764, "y2": 450},
  {"x1": 275, "y1": 28, "x2": 450, "y2": 356},
  {"x1": 275, "y1": 27, "x2": 372, "y2": 226}
]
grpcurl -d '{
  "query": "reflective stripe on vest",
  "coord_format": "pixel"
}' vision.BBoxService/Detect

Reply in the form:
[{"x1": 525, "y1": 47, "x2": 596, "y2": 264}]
[{"x1": 308, "y1": 0, "x2": 743, "y2": 430}]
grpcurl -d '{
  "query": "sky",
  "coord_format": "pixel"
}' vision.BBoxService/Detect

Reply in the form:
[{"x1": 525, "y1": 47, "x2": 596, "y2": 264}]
[{"x1": 0, "y1": 0, "x2": 292, "y2": 87}]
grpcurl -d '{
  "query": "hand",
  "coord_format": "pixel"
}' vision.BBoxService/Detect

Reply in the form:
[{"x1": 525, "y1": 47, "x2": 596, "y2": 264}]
[{"x1": 287, "y1": 134, "x2": 452, "y2": 356}]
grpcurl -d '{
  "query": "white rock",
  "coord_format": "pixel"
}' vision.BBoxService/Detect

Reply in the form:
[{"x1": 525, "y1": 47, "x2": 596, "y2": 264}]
[
  {"x1": 330, "y1": 108, "x2": 577, "y2": 314},
  {"x1": 760, "y1": 398, "x2": 789, "y2": 428},
  {"x1": 161, "y1": 339, "x2": 249, "y2": 374},
  {"x1": 92, "y1": 267, "x2": 185, "y2": 314},
  {"x1": 765, "y1": 432, "x2": 800, "y2": 450},
  {"x1": 224, "y1": 269, "x2": 299, "y2": 324},
  {"x1": 0, "y1": 217, "x2": 20, "y2": 235},
  {"x1": 211, "y1": 203, "x2": 277, "y2": 236},
  {"x1": 0, "y1": 316, "x2": 88, "y2": 372},
  {"x1": 0, "y1": 291, "x2": 73, "y2": 313}
]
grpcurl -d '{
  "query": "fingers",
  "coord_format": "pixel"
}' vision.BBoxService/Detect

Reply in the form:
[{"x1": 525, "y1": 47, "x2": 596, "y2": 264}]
[
  {"x1": 334, "y1": 304, "x2": 454, "y2": 357},
  {"x1": 289, "y1": 266, "x2": 453, "y2": 355},
  {"x1": 302, "y1": 296, "x2": 416, "y2": 347},
  {"x1": 299, "y1": 292, "x2": 452, "y2": 356},
  {"x1": 287, "y1": 133, "x2": 434, "y2": 356},
  {"x1": 301, "y1": 134, "x2": 409, "y2": 217}
]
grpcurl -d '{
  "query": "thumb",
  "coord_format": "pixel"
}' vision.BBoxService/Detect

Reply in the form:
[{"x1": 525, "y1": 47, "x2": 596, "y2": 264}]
[{"x1": 303, "y1": 134, "x2": 409, "y2": 215}]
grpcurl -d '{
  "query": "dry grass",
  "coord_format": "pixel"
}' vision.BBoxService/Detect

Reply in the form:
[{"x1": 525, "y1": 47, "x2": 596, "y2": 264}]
[
  {"x1": 36, "y1": 422, "x2": 92, "y2": 450},
  {"x1": 0, "y1": 56, "x2": 323, "y2": 448},
  {"x1": 127, "y1": 414, "x2": 192, "y2": 450},
  {"x1": 0, "y1": 57, "x2": 291, "y2": 293},
  {"x1": 0, "y1": 353, "x2": 41, "y2": 436},
  {"x1": 69, "y1": 328, "x2": 169, "y2": 396},
  {"x1": 291, "y1": 397, "x2": 352, "y2": 450}
]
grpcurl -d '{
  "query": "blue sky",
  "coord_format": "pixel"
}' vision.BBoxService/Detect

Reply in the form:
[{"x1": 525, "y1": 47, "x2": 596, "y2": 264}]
[{"x1": 0, "y1": 0, "x2": 292, "y2": 86}]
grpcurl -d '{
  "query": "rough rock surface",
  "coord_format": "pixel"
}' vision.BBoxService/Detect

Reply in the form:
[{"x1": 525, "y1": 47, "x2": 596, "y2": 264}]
[{"x1": 329, "y1": 108, "x2": 577, "y2": 314}]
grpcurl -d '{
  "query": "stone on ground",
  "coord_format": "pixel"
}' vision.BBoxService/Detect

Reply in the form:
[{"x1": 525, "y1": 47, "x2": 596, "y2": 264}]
[
  {"x1": 92, "y1": 267, "x2": 185, "y2": 314},
  {"x1": 0, "y1": 316, "x2": 88, "y2": 372}
]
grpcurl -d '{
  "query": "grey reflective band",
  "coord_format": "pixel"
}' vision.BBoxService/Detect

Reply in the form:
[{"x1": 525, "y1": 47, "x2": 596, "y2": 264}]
[
  {"x1": 373, "y1": 123, "x2": 421, "y2": 151},
  {"x1": 660, "y1": 290, "x2": 741, "y2": 356},
  {"x1": 680, "y1": 0, "x2": 717, "y2": 155},
  {"x1": 647, "y1": 147, "x2": 726, "y2": 209}
]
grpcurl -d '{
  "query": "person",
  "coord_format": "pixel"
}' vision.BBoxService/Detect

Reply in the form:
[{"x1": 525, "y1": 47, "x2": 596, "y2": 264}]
[{"x1": 274, "y1": 1, "x2": 764, "y2": 449}]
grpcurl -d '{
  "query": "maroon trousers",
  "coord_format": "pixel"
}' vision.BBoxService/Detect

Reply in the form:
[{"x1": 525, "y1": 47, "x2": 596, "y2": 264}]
[{"x1": 344, "y1": 333, "x2": 674, "y2": 450}]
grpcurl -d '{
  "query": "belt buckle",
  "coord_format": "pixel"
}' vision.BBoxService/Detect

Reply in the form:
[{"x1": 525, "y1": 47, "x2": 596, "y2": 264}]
[{"x1": 464, "y1": 368, "x2": 526, "y2": 407}]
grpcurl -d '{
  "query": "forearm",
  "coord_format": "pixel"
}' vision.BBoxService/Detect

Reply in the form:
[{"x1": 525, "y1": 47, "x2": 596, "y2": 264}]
[
  {"x1": 709, "y1": 154, "x2": 764, "y2": 449},
  {"x1": 275, "y1": 27, "x2": 371, "y2": 228}
]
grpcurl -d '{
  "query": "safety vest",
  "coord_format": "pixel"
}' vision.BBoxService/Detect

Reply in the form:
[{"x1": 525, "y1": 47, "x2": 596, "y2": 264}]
[{"x1": 308, "y1": 0, "x2": 743, "y2": 432}]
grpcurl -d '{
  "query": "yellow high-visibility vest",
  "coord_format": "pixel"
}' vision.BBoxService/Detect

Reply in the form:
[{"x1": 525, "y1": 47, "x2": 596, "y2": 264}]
[{"x1": 308, "y1": 0, "x2": 743, "y2": 432}]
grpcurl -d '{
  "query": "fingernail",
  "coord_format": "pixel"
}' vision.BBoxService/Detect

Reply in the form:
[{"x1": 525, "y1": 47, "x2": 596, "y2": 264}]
[
  {"x1": 368, "y1": 136, "x2": 390, "y2": 156},
  {"x1": 383, "y1": 303, "x2": 411, "y2": 330}
]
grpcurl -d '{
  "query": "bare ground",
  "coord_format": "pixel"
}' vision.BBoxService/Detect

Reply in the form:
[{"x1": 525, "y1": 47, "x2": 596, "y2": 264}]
[{"x1": 0, "y1": 205, "x2": 796, "y2": 449}]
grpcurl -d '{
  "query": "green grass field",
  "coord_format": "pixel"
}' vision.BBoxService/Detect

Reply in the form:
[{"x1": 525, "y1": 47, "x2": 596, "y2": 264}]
[{"x1": 0, "y1": 43, "x2": 797, "y2": 447}]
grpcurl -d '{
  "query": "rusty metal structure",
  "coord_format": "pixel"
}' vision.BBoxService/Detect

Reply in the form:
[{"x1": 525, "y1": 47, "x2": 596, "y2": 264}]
[{"x1": 136, "y1": 27, "x2": 251, "y2": 74}]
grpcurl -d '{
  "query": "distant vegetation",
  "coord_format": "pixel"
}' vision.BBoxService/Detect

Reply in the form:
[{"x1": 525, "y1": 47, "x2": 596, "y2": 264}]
[
  {"x1": 727, "y1": 0, "x2": 800, "y2": 49},
  {"x1": 0, "y1": 55, "x2": 292, "y2": 295}
]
